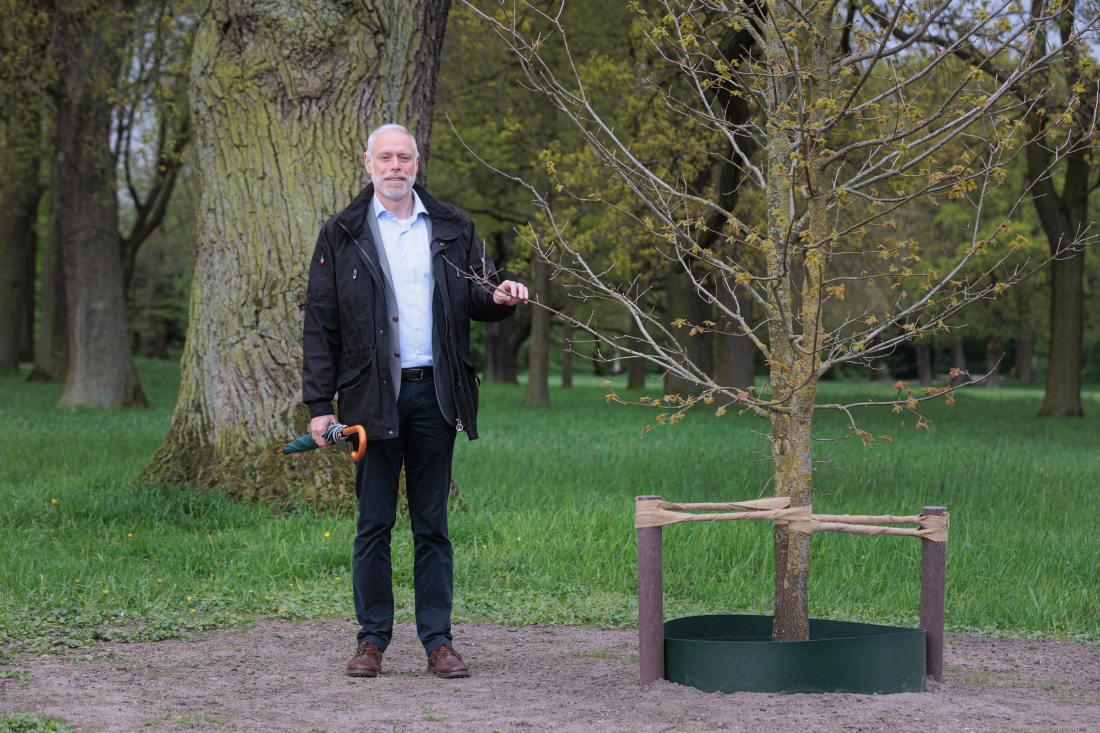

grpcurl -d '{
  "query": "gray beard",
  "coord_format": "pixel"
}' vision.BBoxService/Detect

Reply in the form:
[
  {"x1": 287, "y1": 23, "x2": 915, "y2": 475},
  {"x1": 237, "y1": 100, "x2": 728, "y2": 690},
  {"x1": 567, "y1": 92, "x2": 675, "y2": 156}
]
[{"x1": 372, "y1": 172, "x2": 412, "y2": 199}]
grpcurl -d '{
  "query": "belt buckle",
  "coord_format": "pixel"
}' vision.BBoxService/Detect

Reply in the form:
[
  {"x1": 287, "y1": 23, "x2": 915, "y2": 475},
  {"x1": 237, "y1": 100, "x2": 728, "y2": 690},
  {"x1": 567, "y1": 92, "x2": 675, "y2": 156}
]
[{"x1": 407, "y1": 368, "x2": 422, "y2": 381}]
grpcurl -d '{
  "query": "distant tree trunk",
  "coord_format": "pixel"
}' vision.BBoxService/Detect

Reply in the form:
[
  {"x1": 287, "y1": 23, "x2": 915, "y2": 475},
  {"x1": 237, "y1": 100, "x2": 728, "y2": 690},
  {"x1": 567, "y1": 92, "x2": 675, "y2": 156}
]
[
  {"x1": 663, "y1": 271, "x2": 677, "y2": 396},
  {"x1": 627, "y1": 312, "x2": 646, "y2": 390},
  {"x1": 716, "y1": 285, "x2": 754, "y2": 393},
  {"x1": 54, "y1": 0, "x2": 149, "y2": 409},
  {"x1": 1016, "y1": 321, "x2": 1034, "y2": 387},
  {"x1": 984, "y1": 335, "x2": 1002, "y2": 389},
  {"x1": 142, "y1": 0, "x2": 452, "y2": 503},
  {"x1": 28, "y1": 165, "x2": 69, "y2": 383},
  {"x1": 1038, "y1": 247, "x2": 1084, "y2": 415},
  {"x1": 950, "y1": 337, "x2": 969, "y2": 388},
  {"x1": 1023, "y1": 36, "x2": 1087, "y2": 417},
  {"x1": 483, "y1": 232, "x2": 518, "y2": 384},
  {"x1": 522, "y1": 256, "x2": 550, "y2": 406},
  {"x1": 916, "y1": 342, "x2": 932, "y2": 387},
  {"x1": 561, "y1": 294, "x2": 574, "y2": 388},
  {"x1": 0, "y1": 91, "x2": 41, "y2": 370}
]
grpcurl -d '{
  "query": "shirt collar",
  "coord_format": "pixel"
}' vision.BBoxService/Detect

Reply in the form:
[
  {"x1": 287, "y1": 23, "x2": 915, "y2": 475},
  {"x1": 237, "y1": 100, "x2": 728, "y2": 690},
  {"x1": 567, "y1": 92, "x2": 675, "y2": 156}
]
[{"x1": 372, "y1": 189, "x2": 427, "y2": 222}]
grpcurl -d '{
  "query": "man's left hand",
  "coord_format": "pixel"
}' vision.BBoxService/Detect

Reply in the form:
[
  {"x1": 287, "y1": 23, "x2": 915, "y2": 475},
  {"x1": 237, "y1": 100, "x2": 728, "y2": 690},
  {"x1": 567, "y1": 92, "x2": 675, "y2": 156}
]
[{"x1": 494, "y1": 280, "x2": 528, "y2": 306}]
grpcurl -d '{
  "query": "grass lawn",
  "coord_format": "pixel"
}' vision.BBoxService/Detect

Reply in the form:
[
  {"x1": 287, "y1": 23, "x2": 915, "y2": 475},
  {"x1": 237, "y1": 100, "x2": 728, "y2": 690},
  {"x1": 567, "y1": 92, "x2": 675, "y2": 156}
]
[{"x1": 1, "y1": 360, "x2": 1097, "y2": 654}]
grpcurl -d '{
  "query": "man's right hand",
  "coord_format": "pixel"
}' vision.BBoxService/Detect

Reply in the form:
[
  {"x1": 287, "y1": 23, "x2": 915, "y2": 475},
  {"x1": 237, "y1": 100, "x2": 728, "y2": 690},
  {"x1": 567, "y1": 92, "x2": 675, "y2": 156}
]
[{"x1": 311, "y1": 414, "x2": 338, "y2": 446}]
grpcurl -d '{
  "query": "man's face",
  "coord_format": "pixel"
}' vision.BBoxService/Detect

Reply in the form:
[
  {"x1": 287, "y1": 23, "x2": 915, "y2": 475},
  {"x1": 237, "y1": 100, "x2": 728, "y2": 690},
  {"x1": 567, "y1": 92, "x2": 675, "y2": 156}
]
[{"x1": 365, "y1": 130, "x2": 418, "y2": 200}]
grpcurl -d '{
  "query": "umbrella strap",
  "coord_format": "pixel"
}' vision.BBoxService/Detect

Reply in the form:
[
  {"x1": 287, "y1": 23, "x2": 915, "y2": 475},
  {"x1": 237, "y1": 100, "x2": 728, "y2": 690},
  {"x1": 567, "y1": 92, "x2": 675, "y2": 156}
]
[{"x1": 323, "y1": 422, "x2": 351, "y2": 444}]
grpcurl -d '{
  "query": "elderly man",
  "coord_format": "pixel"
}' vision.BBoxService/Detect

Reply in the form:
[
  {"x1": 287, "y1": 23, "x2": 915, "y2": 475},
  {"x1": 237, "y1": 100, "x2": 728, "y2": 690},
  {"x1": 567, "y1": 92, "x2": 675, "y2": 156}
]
[{"x1": 302, "y1": 123, "x2": 527, "y2": 679}]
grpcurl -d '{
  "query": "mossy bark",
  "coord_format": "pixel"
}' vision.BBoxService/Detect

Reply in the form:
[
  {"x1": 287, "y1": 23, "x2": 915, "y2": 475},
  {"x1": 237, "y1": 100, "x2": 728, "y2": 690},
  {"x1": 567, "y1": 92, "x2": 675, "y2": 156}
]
[{"x1": 141, "y1": 0, "x2": 451, "y2": 508}]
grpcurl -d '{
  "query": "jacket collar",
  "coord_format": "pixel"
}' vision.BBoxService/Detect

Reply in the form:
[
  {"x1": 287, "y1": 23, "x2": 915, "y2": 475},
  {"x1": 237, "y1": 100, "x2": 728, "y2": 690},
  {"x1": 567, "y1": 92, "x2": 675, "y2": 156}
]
[{"x1": 337, "y1": 182, "x2": 464, "y2": 243}]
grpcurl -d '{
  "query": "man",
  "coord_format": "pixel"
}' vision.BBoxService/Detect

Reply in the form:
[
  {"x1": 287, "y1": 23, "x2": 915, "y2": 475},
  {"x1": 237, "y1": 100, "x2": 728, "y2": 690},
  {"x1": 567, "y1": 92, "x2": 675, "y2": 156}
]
[{"x1": 302, "y1": 123, "x2": 527, "y2": 679}]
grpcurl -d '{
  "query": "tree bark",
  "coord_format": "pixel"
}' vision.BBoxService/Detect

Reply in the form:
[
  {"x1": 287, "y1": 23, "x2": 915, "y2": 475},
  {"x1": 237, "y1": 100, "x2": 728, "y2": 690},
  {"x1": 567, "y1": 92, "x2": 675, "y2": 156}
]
[
  {"x1": 0, "y1": 88, "x2": 42, "y2": 370},
  {"x1": 28, "y1": 162, "x2": 69, "y2": 383},
  {"x1": 142, "y1": 0, "x2": 452, "y2": 504},
  {"x1": 1016, "y1": 321, "x2": 1034, "y2": 386},
  {"x1": 522, "y1": 255, "x2": 551, "y2": 406},
  {"x1": 916, "y1": 342, "x2": 932, "y2": 387},
  {"x1": 53, "y1": 0, "x2": 149, "y2": 409}
]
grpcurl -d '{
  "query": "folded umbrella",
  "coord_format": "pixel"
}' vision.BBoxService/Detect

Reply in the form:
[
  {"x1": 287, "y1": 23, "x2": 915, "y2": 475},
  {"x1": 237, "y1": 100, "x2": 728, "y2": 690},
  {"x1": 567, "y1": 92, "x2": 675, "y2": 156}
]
[{"x1": 277, "y1": 423, "x2": 366, "y2": 461}]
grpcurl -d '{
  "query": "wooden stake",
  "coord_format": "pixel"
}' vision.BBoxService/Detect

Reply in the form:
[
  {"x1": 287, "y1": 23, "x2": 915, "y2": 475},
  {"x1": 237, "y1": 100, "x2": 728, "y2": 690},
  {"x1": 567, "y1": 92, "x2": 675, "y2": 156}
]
[
  {"x1": 920, "y1": 505, "x2": 947, "y2": 683},
  {"x1": 637, "y1": 495, "x2": 664, "y2": 685}
]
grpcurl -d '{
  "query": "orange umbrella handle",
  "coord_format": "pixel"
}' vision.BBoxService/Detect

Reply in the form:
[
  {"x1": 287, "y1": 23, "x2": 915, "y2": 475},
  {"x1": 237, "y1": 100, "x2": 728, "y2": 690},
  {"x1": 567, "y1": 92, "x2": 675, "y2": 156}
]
[{"x1": 342, "y1": 424, "x2": 367, "y2": 461}]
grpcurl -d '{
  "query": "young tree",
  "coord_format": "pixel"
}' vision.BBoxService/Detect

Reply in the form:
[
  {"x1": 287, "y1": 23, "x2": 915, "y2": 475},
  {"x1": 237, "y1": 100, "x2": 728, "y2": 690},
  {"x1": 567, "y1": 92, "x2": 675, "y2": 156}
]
[
  {"x1": 143, "y1": 0, "x2": 452, "y2": 503},
  {"x1": 469, "y1": 0, "x2": 1094, "y2": 640}
]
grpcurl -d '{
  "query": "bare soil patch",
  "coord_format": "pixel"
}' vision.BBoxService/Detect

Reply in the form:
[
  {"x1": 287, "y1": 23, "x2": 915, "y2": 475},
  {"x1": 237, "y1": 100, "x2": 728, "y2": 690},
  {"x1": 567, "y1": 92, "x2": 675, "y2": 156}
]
[{"x1": 2, "y1": 620, "x2": 1098, "y2": 732}]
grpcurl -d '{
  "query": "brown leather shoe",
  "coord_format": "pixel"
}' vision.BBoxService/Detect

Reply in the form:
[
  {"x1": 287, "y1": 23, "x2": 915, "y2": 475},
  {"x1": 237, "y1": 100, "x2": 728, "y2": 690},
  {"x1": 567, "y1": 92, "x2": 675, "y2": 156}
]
[
  {"x1": 427, "y1": 643, "x2": 470, "y2": 678},
  {"x1": 346, "y1": 641, "x2": 383, "y2": 677}
]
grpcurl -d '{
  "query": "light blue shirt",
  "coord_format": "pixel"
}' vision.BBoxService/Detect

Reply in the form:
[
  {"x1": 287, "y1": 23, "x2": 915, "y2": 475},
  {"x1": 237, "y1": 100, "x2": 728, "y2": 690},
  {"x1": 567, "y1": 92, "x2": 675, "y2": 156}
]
[{"x1": 372, "y1": 192, "x2": 433, "y2": 368}]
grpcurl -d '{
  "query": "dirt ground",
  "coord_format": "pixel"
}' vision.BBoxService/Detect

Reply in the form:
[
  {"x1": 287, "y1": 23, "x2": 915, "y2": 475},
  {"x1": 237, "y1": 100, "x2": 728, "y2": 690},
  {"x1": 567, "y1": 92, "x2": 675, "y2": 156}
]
[{"x1": 2, "y1": 619, "x2": 1098, "y2": 732}]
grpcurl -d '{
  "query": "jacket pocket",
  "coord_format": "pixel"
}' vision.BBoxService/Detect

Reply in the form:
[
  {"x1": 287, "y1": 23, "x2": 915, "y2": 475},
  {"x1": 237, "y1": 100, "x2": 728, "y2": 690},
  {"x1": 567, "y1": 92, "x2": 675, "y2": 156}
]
[{"x1": 337, "y1": 346, "x2": 375, "y2": 391}]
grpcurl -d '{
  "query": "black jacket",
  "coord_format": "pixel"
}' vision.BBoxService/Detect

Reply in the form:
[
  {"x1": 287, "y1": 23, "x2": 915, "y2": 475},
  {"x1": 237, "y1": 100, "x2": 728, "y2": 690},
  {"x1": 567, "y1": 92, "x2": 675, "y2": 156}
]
[{"x1": 302, "y1": 183, "x2": 515, "y2": 441}]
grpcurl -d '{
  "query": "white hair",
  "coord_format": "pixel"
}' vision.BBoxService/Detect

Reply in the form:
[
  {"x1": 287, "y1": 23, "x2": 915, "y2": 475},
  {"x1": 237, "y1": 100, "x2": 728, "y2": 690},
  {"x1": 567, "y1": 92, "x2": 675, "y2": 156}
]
[{"x1": 366, "y1": 123, "x2": 419, "y2": 159}]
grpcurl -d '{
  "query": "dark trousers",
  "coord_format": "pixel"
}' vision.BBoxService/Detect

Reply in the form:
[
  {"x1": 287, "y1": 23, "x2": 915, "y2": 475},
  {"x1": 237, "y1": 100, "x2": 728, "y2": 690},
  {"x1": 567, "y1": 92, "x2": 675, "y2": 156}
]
[{"x1": 353, "y1": 375, "x2": 457, "y2": 656}]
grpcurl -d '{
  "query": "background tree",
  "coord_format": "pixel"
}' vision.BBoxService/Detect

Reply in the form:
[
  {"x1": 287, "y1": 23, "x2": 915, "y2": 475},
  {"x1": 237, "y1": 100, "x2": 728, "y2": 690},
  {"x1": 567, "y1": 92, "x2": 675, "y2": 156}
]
[
  {"x1": 142, "y1": 0, "x2": 452, "y2": 504},
  {"x1": 470, "y1": 0, "x2": 1092, "y2": 640},
  {"x1": 0, "y1": 0, "x2": 53, "y2": 370}
]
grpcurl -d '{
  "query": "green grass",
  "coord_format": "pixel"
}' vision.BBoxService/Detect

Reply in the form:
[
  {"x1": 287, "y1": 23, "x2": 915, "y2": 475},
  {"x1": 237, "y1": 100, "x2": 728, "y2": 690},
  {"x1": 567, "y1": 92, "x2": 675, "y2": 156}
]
[{"x1": 0, "y1": 360, "x2": 1097, "y2": 654}]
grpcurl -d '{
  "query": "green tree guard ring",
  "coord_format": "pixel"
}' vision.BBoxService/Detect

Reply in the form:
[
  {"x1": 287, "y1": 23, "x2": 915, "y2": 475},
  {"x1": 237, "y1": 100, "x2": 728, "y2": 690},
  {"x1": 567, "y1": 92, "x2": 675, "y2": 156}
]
[{"x1": 664, "y1": 615, "x2": 926, "y2": 694}]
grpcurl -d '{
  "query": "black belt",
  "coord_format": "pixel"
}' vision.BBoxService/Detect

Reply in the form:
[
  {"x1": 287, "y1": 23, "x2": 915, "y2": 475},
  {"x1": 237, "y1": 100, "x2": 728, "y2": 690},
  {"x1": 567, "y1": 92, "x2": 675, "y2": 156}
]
[{"x1": 401, "y1": 366, "x2": 433, "y2": 381}]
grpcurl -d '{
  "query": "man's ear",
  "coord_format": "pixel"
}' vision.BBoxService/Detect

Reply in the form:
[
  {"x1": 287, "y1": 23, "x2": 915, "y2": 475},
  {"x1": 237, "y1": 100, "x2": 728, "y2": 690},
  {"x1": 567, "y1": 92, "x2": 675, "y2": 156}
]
[{"x1": 363, "y1": 152, "x2": 372, "y2": 175}]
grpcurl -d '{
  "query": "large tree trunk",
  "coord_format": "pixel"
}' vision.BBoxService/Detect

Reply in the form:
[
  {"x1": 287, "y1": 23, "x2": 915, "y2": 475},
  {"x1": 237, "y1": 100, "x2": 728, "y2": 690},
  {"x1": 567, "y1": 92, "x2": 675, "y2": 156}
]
[
  {"x1": 0, "y1": 90, "x2": 42, "y2": 370},
  {"x1": 142, "y1": 0, "x2": 452, "y2": 504},
  {"x1": 53, "y1": 0, "x2": 149, "y2": 409},
  {"x1": 521, "y1": 256, "x2": 551, "y2": 406},
  {"x1": 28, "y1": 163, "x2": 69, "y2": 383}
]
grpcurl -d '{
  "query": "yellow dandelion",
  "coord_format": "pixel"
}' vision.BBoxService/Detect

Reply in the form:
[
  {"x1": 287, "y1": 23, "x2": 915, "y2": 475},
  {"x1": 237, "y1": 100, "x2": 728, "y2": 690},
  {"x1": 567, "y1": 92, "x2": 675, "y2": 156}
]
[
  {"x1": 335, "y1": 577, "x2": 340, "y2": 581},
  {"x1": 188, "y1": 597, "x2": 192, "y2": 601},
  {"x1": 190, "y1": 609, "x2": 195, "y2": 613},
  {"x1": 127, "y1": 533, "x2": 132, "y2": 538},
  {"x1": 102, "y1": 590, "x2": 108, "y2": 595},
  {"x1": 265, "y1": 596, "x2": 270, "y2": 600},
  {"x1": 324, "y1": 532, "x2": 330, "y2": 537},
  {"x1": 75, "y1": 579, "x2": 80, "y2": 583},
  {"x1": 51, "y1": 499, "x2": 57, "y2": 505},
  {"x1": 157, "y1": 579, "x2": 162, "y2": 583}
]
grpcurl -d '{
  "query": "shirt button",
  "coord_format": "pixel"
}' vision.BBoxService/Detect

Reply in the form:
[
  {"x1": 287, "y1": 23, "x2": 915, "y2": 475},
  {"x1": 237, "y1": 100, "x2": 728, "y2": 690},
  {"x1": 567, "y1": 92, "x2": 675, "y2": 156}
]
[
  {"x1": 394, "y1": 352, "x2": 400, "y2": 357},
  {"x1": 392, "y1": 316, "x2": 398, "y2": 322}
]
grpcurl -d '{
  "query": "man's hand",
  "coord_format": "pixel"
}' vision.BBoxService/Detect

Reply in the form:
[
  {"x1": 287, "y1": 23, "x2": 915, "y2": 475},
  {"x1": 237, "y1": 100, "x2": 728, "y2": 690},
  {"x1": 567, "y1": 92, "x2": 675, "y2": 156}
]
[
  {"x1": 494, "y1": 280, "x2": 528, "y2": 306},
  {"x1": 311, "y1": 414, "x2": 337, "y2": 446}
]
